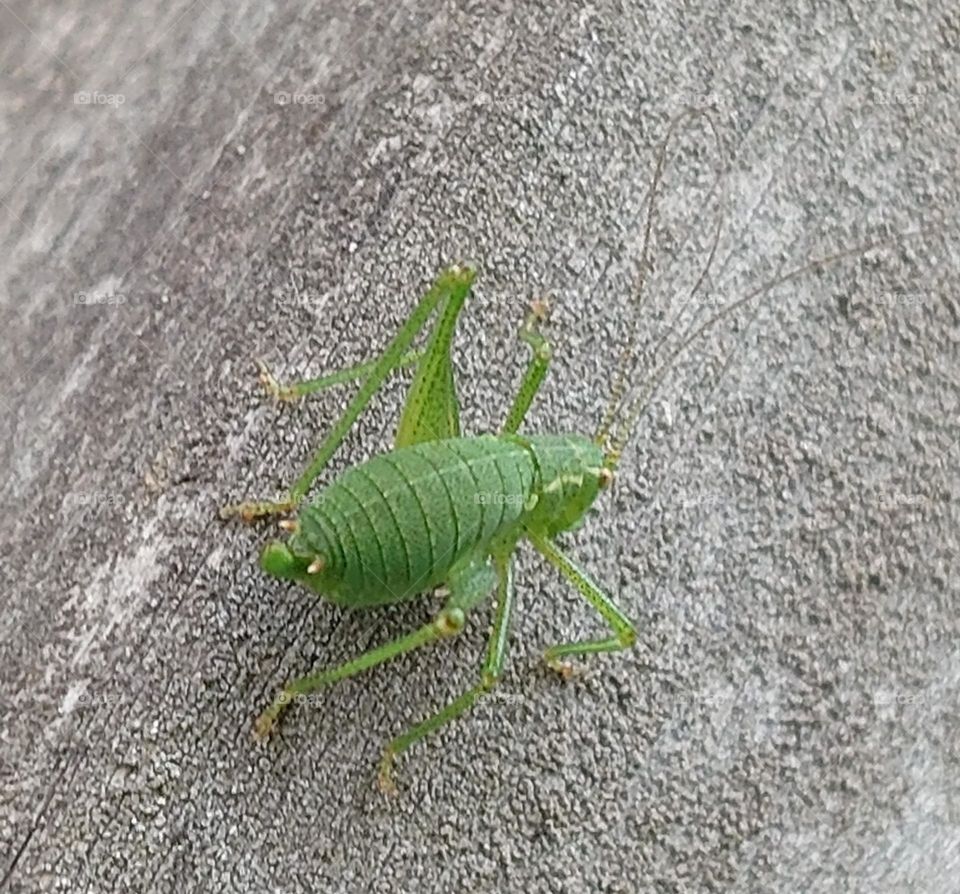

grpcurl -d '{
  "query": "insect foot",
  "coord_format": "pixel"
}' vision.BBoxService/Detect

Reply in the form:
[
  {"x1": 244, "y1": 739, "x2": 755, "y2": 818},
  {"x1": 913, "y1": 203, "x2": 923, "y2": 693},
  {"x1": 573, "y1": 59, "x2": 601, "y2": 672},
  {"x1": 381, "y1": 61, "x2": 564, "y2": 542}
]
[
  {"x1": 256, "y1": 358, "x2": 300, "y2": 403},
  {"x1": 252, "y1": 688, "x2": 293, "y2": 740},
  {"x1": 529, "y1": 297, "x2": 550, "y2": 323},
  {"x1": 219, "y1": 497, "x2": 296, "y2": 523},
  {"x1": 377, "y1": 748, "x2": 399, "y2": 796},
  {"x1": 545, "y1": 655, "x2": 581, "y2": 681}
]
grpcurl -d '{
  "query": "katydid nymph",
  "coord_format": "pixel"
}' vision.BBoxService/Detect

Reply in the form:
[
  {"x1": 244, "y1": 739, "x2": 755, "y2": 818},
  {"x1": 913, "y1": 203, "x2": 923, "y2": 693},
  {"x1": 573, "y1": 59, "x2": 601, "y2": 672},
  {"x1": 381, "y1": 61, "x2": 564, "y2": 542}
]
[{"x1": 220, "y1": 110, "x2": 932, "y2": 792}]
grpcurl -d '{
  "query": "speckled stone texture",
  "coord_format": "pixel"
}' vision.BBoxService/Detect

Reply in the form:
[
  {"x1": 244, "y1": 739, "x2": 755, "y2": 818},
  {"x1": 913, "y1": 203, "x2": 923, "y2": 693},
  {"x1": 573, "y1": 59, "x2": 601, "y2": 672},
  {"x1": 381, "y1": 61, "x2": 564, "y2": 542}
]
[{"x1": 1, "y1": 2, "x2": 958, "y2": 892}]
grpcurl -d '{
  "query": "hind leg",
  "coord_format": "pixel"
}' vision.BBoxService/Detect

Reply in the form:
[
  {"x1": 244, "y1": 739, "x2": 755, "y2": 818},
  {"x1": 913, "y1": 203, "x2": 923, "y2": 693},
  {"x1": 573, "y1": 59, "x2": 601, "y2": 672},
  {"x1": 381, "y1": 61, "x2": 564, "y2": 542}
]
[
  {"x1": 255, "y1": 349, "x2": 423, "y2": 403},
  {"x1": 254, "y1": 605, "x2": 468, "y2": 740},
  {"x1": 220, "y1": 266, "x2": 476, "y2": 522}
]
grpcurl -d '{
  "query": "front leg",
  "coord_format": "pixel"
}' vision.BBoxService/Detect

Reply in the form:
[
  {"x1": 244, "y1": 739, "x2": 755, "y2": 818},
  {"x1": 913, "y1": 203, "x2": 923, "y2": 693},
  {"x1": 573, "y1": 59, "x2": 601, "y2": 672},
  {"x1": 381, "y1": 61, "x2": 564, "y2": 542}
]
[
  {"x1": 502, "y1": 300, "x2": 553, "y2": 434},
  {"x1": 526, "y1": 530, "x2": 637, "y2": 677}
]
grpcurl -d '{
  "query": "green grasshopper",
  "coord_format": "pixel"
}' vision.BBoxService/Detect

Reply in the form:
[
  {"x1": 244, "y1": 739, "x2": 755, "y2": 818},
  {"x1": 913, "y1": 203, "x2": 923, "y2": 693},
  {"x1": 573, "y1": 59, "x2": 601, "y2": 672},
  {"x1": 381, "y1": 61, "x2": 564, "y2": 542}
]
[
  {"x1": 223, "y1": 266, "x2": 625, "y2": 793},
  {"x1": 221, "y1": 112, "x2": 927, "y2": 791}
]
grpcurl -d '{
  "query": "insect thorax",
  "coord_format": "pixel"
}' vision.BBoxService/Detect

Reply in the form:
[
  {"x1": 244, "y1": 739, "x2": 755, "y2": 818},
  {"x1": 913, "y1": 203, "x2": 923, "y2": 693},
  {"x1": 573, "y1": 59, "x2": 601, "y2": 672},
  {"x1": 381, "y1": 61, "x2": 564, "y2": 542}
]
[{"x1": 518, "y1": 434, "x2": 607, "y2": 537}]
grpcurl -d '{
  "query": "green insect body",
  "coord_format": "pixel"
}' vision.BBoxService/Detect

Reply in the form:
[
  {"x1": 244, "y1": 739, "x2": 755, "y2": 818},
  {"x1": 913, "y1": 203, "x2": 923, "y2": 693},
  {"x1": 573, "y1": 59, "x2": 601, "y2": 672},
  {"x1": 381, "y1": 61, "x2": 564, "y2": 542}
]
[
  {"x1": 223, "y1": 259, "x2": 634, "y2": 792},
  {"x1": 261, "y1": 433, "x2": 605, "y2": 608},
  {"x1": 221, "y1": 109, "x2": 916, "y2": 791}
]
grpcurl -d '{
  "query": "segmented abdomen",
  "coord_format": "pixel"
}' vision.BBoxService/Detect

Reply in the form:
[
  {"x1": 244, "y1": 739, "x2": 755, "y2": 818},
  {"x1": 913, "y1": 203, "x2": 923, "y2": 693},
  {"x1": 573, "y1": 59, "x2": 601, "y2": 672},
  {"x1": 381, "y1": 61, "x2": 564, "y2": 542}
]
[{"x1": 299, "y1": 435, "x2": 535, "y2": 606}]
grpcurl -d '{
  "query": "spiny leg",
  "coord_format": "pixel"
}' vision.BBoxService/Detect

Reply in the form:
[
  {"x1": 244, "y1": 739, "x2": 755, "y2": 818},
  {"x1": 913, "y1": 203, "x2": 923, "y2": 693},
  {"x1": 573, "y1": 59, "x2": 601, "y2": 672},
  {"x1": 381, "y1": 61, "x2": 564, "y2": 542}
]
[
  {"x1": 394, "y1": 259, "x2": 474, "y2": 447},
  {"x1": 502, "y1": 300, "x2": 552, "y2": 434},
  {"x1": 266, "y1": 251, "x2": 473, "y2": 431},
  {"x1": 253, "y1": 606, "x2": 468, "y2": 740},
  {"x1": 221, "y1": 266, "x2": 476, "y2": 522},
  {"x1": 256, "y1": 348, "x2": 424, "y2": 403},
  {"x1": 526, "y1": 530, "x2": 636, "y2": 677},
  {"x1": 378, "y1": 551, "x2": 516, "y2": 793}
]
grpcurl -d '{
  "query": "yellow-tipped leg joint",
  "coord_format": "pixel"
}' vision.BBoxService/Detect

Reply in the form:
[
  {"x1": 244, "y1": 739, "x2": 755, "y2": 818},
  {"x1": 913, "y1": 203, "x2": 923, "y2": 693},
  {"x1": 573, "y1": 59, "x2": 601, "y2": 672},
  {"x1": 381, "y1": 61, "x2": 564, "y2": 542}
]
[{"x1": 529, "y1": 297, "x2": 550, "y2": 322}]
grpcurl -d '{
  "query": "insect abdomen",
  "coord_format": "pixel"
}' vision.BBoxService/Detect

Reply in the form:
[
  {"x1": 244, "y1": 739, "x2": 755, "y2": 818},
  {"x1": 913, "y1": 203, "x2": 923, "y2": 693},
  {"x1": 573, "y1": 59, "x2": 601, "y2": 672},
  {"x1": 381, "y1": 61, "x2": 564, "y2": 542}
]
[{"x1": 297, "y1": 435, "x2": 536, "y2": 606}]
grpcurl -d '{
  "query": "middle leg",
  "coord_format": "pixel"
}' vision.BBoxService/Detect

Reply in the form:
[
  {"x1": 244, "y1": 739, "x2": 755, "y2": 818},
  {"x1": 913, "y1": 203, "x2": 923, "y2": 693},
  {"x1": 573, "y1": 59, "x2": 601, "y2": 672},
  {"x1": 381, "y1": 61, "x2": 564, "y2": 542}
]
[
  {"x1": 378, "y1": 550, "x2": 516, "y2": 793},
  {"x1": 256, "y1": 348, "x2": 424, "y2": 403},
  {"x1": 253, "y1": 604, "x2": 468, "y2": 740}
]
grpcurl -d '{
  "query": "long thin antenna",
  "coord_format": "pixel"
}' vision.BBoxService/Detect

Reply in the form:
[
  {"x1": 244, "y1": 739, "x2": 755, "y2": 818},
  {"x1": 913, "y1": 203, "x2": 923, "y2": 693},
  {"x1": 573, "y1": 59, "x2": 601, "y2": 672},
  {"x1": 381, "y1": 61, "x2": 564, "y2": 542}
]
[
  {"x1": 603, "y1": 111, "x2": 727, "y2": 447},
  {"x1": 605, "y1": 230, "x2": 936, "y2": 464},
  {"x1": 595, "y1": 106, "x2": 725, "y2": 446}
]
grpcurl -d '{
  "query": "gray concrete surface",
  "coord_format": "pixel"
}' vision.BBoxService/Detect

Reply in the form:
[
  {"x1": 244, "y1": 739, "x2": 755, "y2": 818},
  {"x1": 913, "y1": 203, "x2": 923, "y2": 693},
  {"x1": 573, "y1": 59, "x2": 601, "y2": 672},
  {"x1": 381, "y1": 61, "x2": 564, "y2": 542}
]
[{"x1": 2, "y1": 1, "x2": 959, "y2": 892}]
